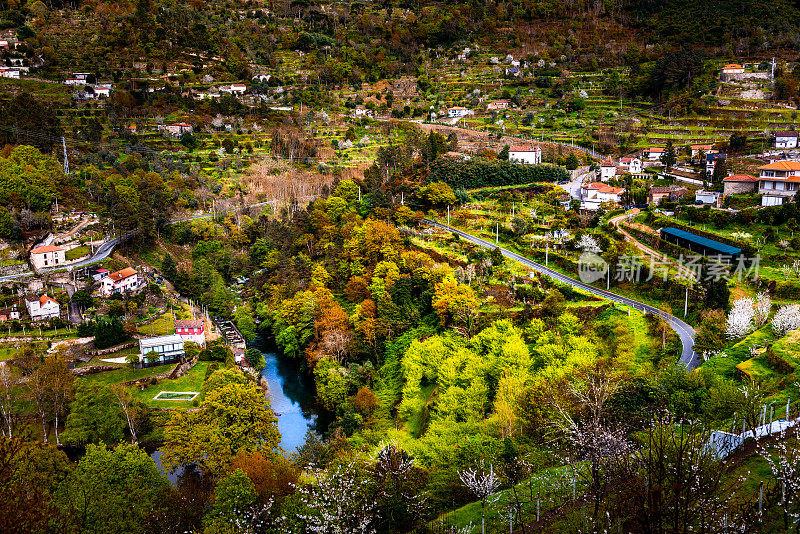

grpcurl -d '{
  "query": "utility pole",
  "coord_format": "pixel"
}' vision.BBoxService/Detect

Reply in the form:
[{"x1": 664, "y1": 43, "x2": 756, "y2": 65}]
[{"x1": 684, "y1": 285, "x2": 689, "y2": 318}]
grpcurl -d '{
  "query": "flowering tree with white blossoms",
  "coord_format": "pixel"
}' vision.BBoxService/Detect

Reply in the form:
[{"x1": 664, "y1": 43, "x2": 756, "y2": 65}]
[
  {"x1": 577, "y1": 234, "x2": 602, "y2": 253},
  {"x1": 726, "y1": 297, "x2": 755, "y2": 339},
  {"x1": 754, "y1": 292, "x2": 772, "y2": 327},
  {"x1": 772, "y1": 304, "x2": 800, "y2": 337},
  {"x1": 294, "y1": 460, "x2": 378, "y2": 534},
  {"x1": 459, "y1": 461, "x2": 500, "y2": 534},
  {"x1": 759, "y1": 427, "x2": 800, "y2": 530}
]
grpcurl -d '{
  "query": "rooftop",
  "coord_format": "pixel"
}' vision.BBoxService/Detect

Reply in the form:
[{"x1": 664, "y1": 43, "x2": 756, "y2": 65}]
[
  {"x1": 724, "y1": 174, "x2": 759, "y2": 182},
  {"x1": 31, "y1": 245, "x2": 64, "y2": 254},
  {"x1": 108, "y1": 267, "x2": 138, "y2": 282},
  {"x1": 758, "y1": 160, "x2": 800, "y2": 171},
  {"x1": 139, "y1": 334, "x2": 184, "y2": 348},
  {"x1": 660, "y1": 227, "x2": 741, "y2": 256},
  {"x1": 175, "y1": 319, "x2": 204, "y2": 329}
]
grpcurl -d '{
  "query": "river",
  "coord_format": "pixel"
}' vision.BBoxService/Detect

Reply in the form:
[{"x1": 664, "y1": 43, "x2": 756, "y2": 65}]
[
  {"x1": 151, "y1": 343, "x2": 324, "y2": 483},
  {"x1": 258, "y1": 344, "x2": 328, "y2": 453}
]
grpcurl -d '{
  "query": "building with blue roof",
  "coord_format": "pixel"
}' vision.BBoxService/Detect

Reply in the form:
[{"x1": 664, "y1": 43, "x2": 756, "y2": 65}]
[{"x1": 659, "y1": 227, "x2": 741, "y2": 259}]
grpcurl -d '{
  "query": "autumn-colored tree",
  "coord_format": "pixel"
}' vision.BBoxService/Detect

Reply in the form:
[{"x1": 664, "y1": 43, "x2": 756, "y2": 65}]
[
  {"x1": 351, "y1": 387, "x2": 377, "y2": 418},
  {"x1": 229, "y1": 450, "x2": 300, "y2": 504}
]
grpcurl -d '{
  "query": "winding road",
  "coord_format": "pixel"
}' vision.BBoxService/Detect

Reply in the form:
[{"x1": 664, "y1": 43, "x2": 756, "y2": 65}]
[{"x1": 421, "y1": 219, "x2": 699, "y2": 370}]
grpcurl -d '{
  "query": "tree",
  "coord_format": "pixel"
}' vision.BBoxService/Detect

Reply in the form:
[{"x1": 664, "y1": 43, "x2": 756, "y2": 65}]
[
  {"x1": 711, "y1": 157, "x2": 727, "y2": 190},
  {"x1": 71, "y1": 290, "x2": 92, "y2": 310},
  {"x1": 772, "y1": 304, "x2": 800, "y2": 337},
  {"x1": 244, "y1": 348, "x2": 266, "y2": 371},
  {"x1": 161, "y1": 381, "x2": 280, "y2": 476},
  {"x1": 659, "y1": 140, "x2": 677, "y2": 170},
  {"x1": 204, "y1": 468, "x2": 260, "y2": 530},
  {"x1": 498, "y1": 145, "x2": 510, "y2": 161},
  {"x1": 110, "y1": 384, "x2": 140, "y2": 443},
  {"x1": 43, "y1": 353, "x2": 74, "y2": 445},
  {"x1": 701, "y1": 273, "x2": 729, "y2": 310},
  {"x1": 0, "y1": 364, "x2": 19, "y2": 437},
  {"x1": 459, "y1": 460, "x2": 500, "y2": 534},
  {"x1": 693, "y1": 309, "x2": 726, "y2": 358},
  {"x1": 56, "y1": 443, "x2": 168, "y2": 534},
  {"x1": 62, "y1": 385, "x2": 127, "y2": 446},
  {"x1": 562, "y1": 152, "x2": 579, "y2": 170},
  {"x1": 725, "y1": 296, "x2": 755, "y2": 339},
  {"x1": 371, "y1": 445, "x2": 427, "y2": 532}
]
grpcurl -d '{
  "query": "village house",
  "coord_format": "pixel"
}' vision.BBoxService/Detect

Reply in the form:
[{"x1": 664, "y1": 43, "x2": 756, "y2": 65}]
[
  {"x1": 774, "y1": 131, "x2": 799, "y2": 149},
  {"x1": 0, "y1": 68, "x2": 20, "y2": 79},
  {"x1": 164, "y1": 122, "x2": 192, "y2": 136},
  {"x1": 581, "y1": 182, "x2": 625, "y2": 209},
  {"x1": 353, "y1": 107, "x2": 374, "y2": 118},
  {"x1": 508, "y1": 145, "x2": 542, "y2": 165},
  {"x1": 723, "y1": 174, "x2": 759, "y2": 196},
  {"x1": 220, "y1": 83, "x2": 247, "y2": 94},
  {"x1": 720, "y1": 63, "x2": 745, "y2": 80},
  {"x1": 619, "y1": 157, "x2": 642, "y2": 174},
  {"x1": 64, "y1": 78, "x2": 83, "y2": 86},
  {"x1": 706, "y1": 152, "x2": 727, "y2": 174},
  {"x1": 644, "y1": 147, "x2": 664, "y2": 161},
  {"x1": 757, "y1": 160, "x2": 800, "y2": 206},
  {"x1": 487, "y1": 100, "x2": 511, "y2": 110},
  {"x1": 695, "y1": 190, "x2": 722, "y2": 206},
  {"x1": 88, "y1": 267, "x2": 110, "y2": 281},
  {"x1": 599, "y1": 156, "x2": 617, "y2": 181},
  {"x1": 691, "y1": 144, "x2": 714, "y2": 158},
  {"x1": 175, "y1": 319, "x2": 206, "y2": 346},
  {"x1": 138, "y1": 334, "x2": 185, "y2": 367},
  {"x1": 101, "y1": 267, "x2": 142, "y2": 297},
  {"x1": 0, "y1": 307, "x2": 19, "y2": 322},
  {"x1": 94, "y1": 86, "x2": 112, "y2": 98},
  {"x1": 505, "y1": 66, "x2": 521, "y2": 77},
  {"x1": 30, "y1": 244, "x2": 65, "y2": 270},
  {"x1": 647, "y1": 185, "x2": 689, "y2": 205},
  {"x1": 25, "y1": 294, "x2": 60, "y2": 321},
  {"x1": 447, "y1": 106, "x2": 474, "y2": 119}
]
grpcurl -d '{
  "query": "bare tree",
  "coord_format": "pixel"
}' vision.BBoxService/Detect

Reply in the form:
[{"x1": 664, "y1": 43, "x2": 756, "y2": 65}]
[
  {"x1": 26, "y1": 364, "x2": 50, "y2": 443},
  {"x1": 44, "y1": 353, "x2": 74, "y2": 446},
  {"x1": 319, "y1": 329, "x2": 352, "y2": 364},
  {"x1": 759, "y1": 426, "x2": 800, "y2": 531},
  {"x1": 110, "y1": 384, "x2": 139, "y2": 443},
  {"x1": 0, "y1": 363, "x2": 19, "y2": 437}
]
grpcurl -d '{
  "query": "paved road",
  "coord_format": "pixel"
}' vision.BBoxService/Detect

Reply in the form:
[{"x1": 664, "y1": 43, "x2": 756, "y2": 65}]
[{"x1": 422, "y1": 219, "x2": 698, "y2": 369}]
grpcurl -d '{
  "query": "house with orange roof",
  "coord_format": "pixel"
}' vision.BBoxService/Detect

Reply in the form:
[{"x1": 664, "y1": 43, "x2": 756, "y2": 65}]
[
  {"x1": 757, "y1": 160, "x2": 800, "y2": 205},
  {"x1": 508, "y1": 145, "x2": 541, "y2": 165},
  {"x1": 723, "y1": 174, "x2": 759, "y2": 196},
  {"x1": 644, "y1": 147, "x2": 664, "y2": 161},
  {"x1": 720, "y1": 64, "x2": 745, "y2": 79},
  {"x1": 101, "y1": 267, "x2": 142, "y2": 297},
  {"x1": 30, "y1": 244, "x2": 65, "y2": 270},
  {"x1": 25, "y1": 294, "x2": 60, "y2": 321},
  {"x1": 690, "y1": 144, "x2": 714, "y2": 158},
  {"x1": 580, "y1": 182, "x2": 625, "y2": 210}
]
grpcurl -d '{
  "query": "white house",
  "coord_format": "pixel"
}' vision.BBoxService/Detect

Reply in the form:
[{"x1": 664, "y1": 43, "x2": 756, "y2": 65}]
[
  {"x1": 101, "y1": 267, "x2": 142, "y2": 297},
  {"x1": 645, "y1": 147, "x2": 664, "y2": 161},
  {"x1": 165, "y1": 122, "x2": 192, "y2": 136},
  {"x1": 691, "y1": 144, "x2": 713, "y2": 158},
  {"x1": 30, "y1": 245, "x2": 65, "y2": 271},
  {"x1": 175, "y1": 319, "x2": 206, "y2": 346},
  {"x1": 619, "y1": 157, "x2": 642, "y2": 174},
  {"x1": 721, "y1": 63, "x2": 745, "y2": 76},
  {"x1": 775, "y1": 131, "x2": 799, "y2": 149},
  {"x1": 0, "y1": 68, "x2": 19, "y2": 79},
  {"x1": 599, "y1": 156, "x2": 617, "y2": 181},
  {"x1": 94, "y1": 86, "x2": 112, "y2": 98},
  {"x1": 706, "y1": 152, "x2": 726, "y2": 174},
  {"x1": 25, "y1": 294, "x2": 60, "y2": 321},
  {"x1": 138, "y1": 334, "x2": 185, "y2": 367},
  {"x1": 447, "y1": 106, "x2": 473, "y2": 119},
  {"x1": 0, "y1": 307, "x2": 20, "y2": 321},
  {"x1": 508, "y1": 145, "x2": 542, "y2": 165},
  {"x1": 64, "y1": 78, "x2": 83, "y2": 86},
  {"x1": 695, "y1": 190, "x2": 721, "y2": 206},
  {"x1": 220, "y1": 83, "x2": 247, "y2": 94},
  {"x1": 758, "y1": 160, "x2": 800, "y2": 206},
  {"x1": 581, "y1": 182, "x2": 625, "y2": 209}
]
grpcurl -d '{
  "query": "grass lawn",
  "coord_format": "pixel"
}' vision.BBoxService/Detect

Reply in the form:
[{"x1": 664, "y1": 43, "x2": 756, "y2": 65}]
[
  {"x1": 65, "y1": 245, "x2": 90, "y2": 260},
  {"x1": 78, "y1": 365, "x2": 166, "y2": 388},
  {"x1": 132, "y1": 361, "x2": 212, "y2": 409},
  {"x1": 139, "y1": 312, "x2": 175, "y2": 336}
]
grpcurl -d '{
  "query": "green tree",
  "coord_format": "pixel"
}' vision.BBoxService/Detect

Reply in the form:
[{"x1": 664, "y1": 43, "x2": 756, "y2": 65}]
[
  {"x1": 55, "y1": 444, "x2": 168, "y2": 534},
  {"x1": 62, "y1": 385, "x2": 126, "y2": 446},
  {"x1": 659, "y1": 140, "x2": 677, "y2": 170},
  {"x1": 204, "y1": 468, "x2": 257, "y2": 530},
  {"x1": 565, "y1": 153, "x2": 580, "y2": 170},
  {"x1": 498, "y1": 145, "x2": 510, "y2": 161},
  {"x1": 314, "y1": 358, "x2": 349, "y2": 412},
  {"x1": 161, "y1": 382, "x2": 280, "y2": 476},
  {"x1": 244, "y1": 348, "x2": 266, "y2": 371}
]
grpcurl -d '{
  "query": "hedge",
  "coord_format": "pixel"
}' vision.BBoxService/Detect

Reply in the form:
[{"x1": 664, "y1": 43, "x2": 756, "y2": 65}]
[{"x1": 428, "y1": 158, "x2": 569, "y2": 189}]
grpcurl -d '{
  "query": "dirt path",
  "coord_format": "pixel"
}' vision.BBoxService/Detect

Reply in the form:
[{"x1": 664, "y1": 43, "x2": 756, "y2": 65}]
[{"x1": 608, "y1": 211, "x2": 693, "y2": 279}]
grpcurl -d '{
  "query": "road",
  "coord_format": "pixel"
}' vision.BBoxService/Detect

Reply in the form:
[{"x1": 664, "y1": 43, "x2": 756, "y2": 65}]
[{"x1": 421, "y1": 219, "x2": 698, "y2": 369}]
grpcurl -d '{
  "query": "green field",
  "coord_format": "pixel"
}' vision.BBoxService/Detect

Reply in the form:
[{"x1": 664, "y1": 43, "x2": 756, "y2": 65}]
[{"x1": 65, "y1": 245, "x2": 90, "y2": 260}]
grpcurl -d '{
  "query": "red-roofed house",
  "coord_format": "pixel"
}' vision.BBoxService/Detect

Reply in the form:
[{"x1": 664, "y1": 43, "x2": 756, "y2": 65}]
[
  {"x1": 619, "y1": 157, "x2": 642, "y2": 174},
  {"x1": 508, "y1": 145, "x2": 542, "y2": 165},
  {"x1": 691, "y1": 144, "x2": 713, "y2": 158},
  {"x1": 581, "y1": 182, "x2": 624, "y2": 209},
  {"x1": 30, "y1": 244, "x2": 65, "y2": 270},
  {"x1": 487, "y1": 100, "x2": 511, "y2": 110},
  {"x1": 25, "y1": 294, "x2": 60, "y2": 321},
  {"x1": 758, "y1": 161, "x2": 800, "y2": 205},
  {"x1": 645, "y1": 147, "x2": 664, "y2": 161},
  {"x1": 723, "y1": 174, "x2": 759, "y2": 196},
  {"x1": 101, "y1": 267, "x2": 142, "y2": 297},
  {"x1": 0, "y1": 307, "x2": 19, "y2": 322},
  {"x1": 175, "y1": 319, "x2": 206, "y2": 345}
]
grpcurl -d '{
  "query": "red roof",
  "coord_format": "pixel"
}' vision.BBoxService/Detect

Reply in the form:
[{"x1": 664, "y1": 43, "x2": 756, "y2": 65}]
[
  {"x1": 108, "y1": 267, "x2": 137, "y2": 282},
  {"x1": 175, "y1": 319, "x2": 204, "y2": 329},
  {"x1": 759, "y1": 161, "x2": 800, "y2": 171},
  {"x1": 601, "y1": 156, "x2": 615, "y2": 167},
  {"x1": 724, "y1": 174, "x2": 758, "y2": 182},
  {"x1": 509, "y1": 145, "x2": 539, "y2": 152},
  {"x1": 583, "y1": 182, "x2": 624, "y2": 194},
  {"x1": 31, "y1": 245, "x2": 64, "y2": 254},
  {"x1": 40, "y1": 295, "x2": 57, "y2": 306}
]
